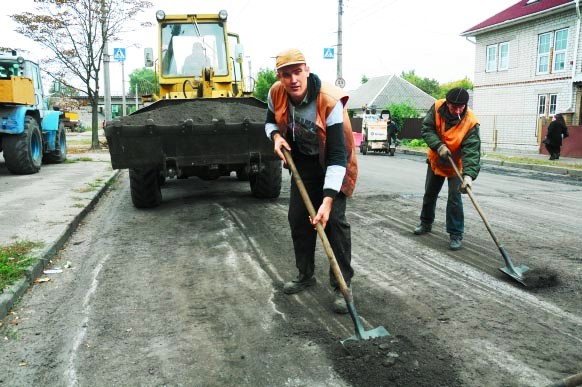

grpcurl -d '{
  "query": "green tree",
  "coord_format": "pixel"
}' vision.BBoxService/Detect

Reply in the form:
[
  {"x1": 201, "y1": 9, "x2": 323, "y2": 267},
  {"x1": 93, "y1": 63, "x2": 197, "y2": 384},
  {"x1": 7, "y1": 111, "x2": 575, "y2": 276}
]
[
  {"x1": 361, "y1": 75, "x2": 369, "y2": 84},
  {"x1": 385, "y1": 101, "x2": 421, "y2": 129},
  {"x1": 11, "y1": 0, "x2": 153, "y2": 149},
  {"x1": 129, "y1": 68, "x2": 156, "y2": 96},
  {"x1": 400, "y1": 70, "x2": 441, "y2": 98},
  {"x1": 437, "y1": 77, "x2": 474, "y2": 99},
  {"x1": 253, "y1": 68, "x2": 277, "y2": 102}
]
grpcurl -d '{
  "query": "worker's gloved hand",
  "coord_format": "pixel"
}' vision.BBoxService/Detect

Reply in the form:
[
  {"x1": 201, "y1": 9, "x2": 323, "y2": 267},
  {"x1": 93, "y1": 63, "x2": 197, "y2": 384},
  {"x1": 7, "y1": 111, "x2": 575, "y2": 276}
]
[
  {"x1": 459, "y1": 175, "x2": 473, "y2": 194},
  {"x1": 437, "y1": 144, "x2": 451, "y2": 159}
]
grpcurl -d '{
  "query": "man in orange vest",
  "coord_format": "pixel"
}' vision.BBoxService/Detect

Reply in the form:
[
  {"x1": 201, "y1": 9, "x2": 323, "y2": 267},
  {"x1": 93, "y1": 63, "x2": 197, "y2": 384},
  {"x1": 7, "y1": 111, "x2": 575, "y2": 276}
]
[
  {"x1": 265, "y1": 48, "x2": 358, "y2": 314},
  {"x1": 413, "y1": 88, "x2": 481, "y2": 251}
]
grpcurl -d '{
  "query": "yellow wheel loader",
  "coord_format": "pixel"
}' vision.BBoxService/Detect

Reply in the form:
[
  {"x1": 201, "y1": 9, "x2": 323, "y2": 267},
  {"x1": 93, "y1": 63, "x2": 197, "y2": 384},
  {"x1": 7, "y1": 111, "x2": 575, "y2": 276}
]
[{"x1": 105, "y1": 10, "x2": 281, "y2": 208}]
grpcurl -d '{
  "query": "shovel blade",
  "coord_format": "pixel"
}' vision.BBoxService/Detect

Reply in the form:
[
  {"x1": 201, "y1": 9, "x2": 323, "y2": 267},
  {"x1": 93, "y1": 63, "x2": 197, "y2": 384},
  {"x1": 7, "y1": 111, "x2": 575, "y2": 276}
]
[
  {"x1": 499, "y1": 265, "x2": 529, "y2": 286},
  {"x1": 340, "y1": 326, "x2": 390, "y2": 346}
]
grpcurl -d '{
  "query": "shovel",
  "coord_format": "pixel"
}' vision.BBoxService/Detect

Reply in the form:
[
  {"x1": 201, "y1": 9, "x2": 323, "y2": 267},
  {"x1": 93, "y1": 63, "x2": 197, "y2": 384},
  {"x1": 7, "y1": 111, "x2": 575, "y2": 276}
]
[
  {"x1": 447, "y1": 155, "x2": 530, "y2": 286},
  {"x1": 282, "y1": 148, "x2": 390, "y2": 344}
]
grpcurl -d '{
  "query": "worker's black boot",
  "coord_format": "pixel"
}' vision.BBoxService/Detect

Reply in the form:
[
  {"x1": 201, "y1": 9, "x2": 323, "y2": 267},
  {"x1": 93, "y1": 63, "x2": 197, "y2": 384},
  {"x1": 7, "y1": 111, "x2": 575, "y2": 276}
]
[
  {"x1": 449, "y1": 235, "x2": 462, "y2": 251},
  {"x1": 414, "y1": 223, "x2": 432, "y2": 235},
  {"x1": 283, "y1": 274, "x2": 316, "y2": 294},
  {"x1": 332, "y1": 287, "x2": 351, "y2": 314}
]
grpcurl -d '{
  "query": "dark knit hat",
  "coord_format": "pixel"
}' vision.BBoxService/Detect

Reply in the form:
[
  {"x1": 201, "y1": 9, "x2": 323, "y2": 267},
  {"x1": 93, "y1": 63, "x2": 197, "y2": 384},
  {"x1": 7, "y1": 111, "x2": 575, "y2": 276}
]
[{"x1": 446, "y1": 88, "x2": 469, "y2": 105}]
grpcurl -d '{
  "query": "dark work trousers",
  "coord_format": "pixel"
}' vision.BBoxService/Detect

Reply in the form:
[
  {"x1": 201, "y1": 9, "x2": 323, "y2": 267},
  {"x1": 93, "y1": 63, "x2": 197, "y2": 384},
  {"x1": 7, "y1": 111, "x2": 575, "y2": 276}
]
[
  {"x1": 388, "y1": 132, "x2": 397, "y2": 146},
  {"x1": 287, "y1": 158, "x2": 354, "y2": 289},
  {"x1": 419, "y1": 164, "x2": 464, "y2": 237}
]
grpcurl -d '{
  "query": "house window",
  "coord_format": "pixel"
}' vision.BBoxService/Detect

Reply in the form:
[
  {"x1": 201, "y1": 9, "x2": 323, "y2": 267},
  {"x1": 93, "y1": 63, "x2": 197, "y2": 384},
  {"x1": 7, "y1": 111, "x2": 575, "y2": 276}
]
[
  {"x1": 553, "y1": 29, "x2": 568, "y2": 72},
  {"x1": 537, "y1": 28, "x2": 569, "y2": 74},
  {"x1": 499, "y1": 42, "x2": 509, "y2": 70},
  {"x1": 486, "y1": 45, "x2": 497, "y2": 72},
  {"x1": 537, "y1": 33, "x2": 551, "y2": 74},
  {"x1": 538, "y1": 95, "x2": 547, "y2": 115},
  {"x1": 538, "y1": 94, "x2": 558, "y2": 117},
  {"x1": 549, "y1": 94, "x2": 557, "y2": 115},
  {"x1": 486, "y1": 42, "x2": 509, "y2": 72}
]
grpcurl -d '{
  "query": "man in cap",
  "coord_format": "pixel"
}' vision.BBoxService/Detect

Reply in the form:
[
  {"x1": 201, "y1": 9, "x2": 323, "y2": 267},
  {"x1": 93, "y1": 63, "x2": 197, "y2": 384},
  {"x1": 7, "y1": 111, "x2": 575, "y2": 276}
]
[
  {"x1": 413, "y1": 87, "x2": 481, "y2": 251},
  {"x1": 264, "y1": 48, "x2": 358, "y2": 314}
]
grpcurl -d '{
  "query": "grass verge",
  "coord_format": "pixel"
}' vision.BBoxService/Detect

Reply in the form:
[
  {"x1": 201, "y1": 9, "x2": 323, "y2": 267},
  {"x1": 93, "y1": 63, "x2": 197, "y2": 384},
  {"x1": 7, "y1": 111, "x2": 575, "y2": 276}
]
[{"x1": 0, "y1": 241, "x2": 42, "y2": 293}]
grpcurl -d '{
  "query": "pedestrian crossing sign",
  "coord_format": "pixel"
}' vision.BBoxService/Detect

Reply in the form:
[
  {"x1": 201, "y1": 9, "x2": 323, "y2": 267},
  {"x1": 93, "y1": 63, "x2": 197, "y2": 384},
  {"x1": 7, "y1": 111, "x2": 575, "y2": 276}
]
[
  {"x1": 323, "y1": 47, "x2": 334, "y2": 59},
  {"x1": 113, "y1": 48, "x2": 126, "y2": 62}
]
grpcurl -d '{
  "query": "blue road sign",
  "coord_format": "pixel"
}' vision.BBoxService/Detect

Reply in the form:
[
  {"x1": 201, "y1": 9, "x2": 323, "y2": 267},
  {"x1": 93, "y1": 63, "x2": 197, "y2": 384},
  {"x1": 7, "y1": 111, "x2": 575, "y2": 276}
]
[
  {"x1": 323, "y1": 48, "x2": 335, "y2": 59},
  {"x1": 113, "y1": 48, "x2": 126, "y2": 62}
]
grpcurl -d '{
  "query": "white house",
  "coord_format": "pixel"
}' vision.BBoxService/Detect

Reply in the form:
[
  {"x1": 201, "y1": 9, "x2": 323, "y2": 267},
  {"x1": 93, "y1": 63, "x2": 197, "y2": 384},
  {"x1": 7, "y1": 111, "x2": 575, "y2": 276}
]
[{"x1": 462, "y1": 0, "x2": 579, "y2": 152}]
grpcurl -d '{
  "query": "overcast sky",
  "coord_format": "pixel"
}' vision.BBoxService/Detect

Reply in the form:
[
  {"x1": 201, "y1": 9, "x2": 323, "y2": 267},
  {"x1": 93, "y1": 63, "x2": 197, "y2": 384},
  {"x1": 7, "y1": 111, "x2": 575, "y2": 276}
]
[{"x1": 2, "y1": 0, "x2": 518, "y2": 93}]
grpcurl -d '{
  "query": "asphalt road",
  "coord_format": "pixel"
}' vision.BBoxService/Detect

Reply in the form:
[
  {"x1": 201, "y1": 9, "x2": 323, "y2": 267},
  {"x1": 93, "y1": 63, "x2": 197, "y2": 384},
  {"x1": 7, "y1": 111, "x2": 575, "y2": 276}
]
[{"x1": 1, "y1": 152, "x2": 581, "y2": 387}]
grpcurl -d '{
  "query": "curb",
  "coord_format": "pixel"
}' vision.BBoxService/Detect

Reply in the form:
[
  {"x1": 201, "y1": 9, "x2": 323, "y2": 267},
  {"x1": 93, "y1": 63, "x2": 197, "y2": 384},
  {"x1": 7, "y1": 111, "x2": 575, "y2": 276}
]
[
  {"x1": 0, "y1": 169, "x2": 121, "y2": 320},
  {"x1": 399, "y1": 148, "x2": 580, "y2": 178}
]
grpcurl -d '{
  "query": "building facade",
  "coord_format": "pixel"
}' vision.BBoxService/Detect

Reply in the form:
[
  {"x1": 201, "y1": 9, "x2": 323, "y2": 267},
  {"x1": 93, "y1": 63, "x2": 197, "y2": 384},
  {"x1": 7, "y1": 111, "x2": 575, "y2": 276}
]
[{"x1": 462, "y1": 0, "x2": 579, "y2": 153}]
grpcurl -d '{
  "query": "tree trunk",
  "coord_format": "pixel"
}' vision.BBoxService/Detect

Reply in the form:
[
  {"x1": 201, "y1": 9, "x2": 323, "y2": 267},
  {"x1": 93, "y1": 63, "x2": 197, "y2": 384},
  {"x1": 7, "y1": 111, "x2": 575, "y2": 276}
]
[{"x1": 91, "y1": 94, "x2": 100, "y2": 150}]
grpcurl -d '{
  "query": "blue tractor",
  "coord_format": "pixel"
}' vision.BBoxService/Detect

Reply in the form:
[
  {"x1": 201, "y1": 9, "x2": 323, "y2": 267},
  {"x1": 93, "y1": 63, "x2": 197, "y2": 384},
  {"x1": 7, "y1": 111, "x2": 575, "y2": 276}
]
[{"x1": 0, "y1": 49, "x2": 66, "y2": 174}]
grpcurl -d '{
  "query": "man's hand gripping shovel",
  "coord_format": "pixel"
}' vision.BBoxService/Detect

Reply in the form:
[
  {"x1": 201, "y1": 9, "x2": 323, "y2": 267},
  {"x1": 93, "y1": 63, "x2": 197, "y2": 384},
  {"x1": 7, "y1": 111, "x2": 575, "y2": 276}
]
[{"x1": 282, "y1": 148, "x2": 390, "y2": 345}]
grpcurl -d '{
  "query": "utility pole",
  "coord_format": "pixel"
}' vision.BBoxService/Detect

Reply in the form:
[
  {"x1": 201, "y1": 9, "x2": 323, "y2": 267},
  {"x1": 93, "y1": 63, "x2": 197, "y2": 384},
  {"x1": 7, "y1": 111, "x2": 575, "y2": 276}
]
[
  {"x1": 121, "y1": 60, "x2": 126, "y2": 116},
  {"x1": 100, "y1": 0, "x2": 112, "y2": 151},
  {"x1": 102, "y1": 0, "x2": 111, "y2": 122},
  {"x1": 336, "y1": 0, "x2": 345, "y2": 88}
]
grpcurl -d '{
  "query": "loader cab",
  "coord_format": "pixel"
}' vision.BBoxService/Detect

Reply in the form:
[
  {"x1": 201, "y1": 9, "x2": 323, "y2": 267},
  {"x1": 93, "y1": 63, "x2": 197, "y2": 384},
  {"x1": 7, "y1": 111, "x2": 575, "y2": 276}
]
[
  {"x1": 158, "y1": 13, "x2": 228, "y2": 78},
  {"x1": 153, "y1": 10, "x2": 246, "y2": 99}
]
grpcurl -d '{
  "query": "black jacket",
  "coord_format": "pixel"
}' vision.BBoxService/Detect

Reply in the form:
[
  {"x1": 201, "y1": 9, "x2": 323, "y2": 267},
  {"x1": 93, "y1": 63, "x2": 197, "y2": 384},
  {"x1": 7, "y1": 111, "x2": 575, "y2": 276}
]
[{"x1": 546, "y1": 121, "x2": 569, "y2": 147}]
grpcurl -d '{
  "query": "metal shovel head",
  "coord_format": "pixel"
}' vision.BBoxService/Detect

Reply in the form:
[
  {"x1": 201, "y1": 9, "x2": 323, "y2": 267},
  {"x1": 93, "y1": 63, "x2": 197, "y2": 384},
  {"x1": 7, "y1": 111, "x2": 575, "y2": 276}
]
[
  {"x1": 499, "y1": 265, "x2": 530, "y2": 286},
  {"x1": 340, "y1": 326, "x2": 390, "y2": 346}
]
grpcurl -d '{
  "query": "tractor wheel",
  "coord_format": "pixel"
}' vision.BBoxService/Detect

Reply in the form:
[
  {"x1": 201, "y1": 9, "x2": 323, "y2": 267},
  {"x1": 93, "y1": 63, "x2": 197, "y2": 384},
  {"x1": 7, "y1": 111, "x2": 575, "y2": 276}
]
[
  {"x1": 3, "y1": 116, "x2": 43, "y2": 174},
  {"x1": 43, "y1": 121, "x2": 67, "y2": 163},
  {"x1": 250, "y1": 160, "x2": 282, "y2": 199},
  {"x1": 129, "y1": 167, "x2": 162, "y2": 208}
]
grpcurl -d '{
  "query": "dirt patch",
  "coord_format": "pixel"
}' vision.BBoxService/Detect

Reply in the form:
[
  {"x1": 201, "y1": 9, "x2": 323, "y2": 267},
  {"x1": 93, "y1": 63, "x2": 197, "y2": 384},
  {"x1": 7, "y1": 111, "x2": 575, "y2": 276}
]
[{"x1": 118, "y1": 99, "x2": 267, "y2": 125}]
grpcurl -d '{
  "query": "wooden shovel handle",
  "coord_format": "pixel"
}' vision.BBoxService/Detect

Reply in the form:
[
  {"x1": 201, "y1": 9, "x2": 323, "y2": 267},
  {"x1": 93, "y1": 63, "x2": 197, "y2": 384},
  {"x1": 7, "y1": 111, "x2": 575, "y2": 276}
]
[{"x1": 282, "y1": 148, "x2": 352, "y2": 300}]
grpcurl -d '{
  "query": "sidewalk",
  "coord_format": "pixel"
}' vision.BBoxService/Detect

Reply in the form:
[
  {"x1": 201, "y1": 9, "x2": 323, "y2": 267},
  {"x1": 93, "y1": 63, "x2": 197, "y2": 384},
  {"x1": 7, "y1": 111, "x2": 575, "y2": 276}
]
[
  {"x1": 0, "y1": 132, "x2": 119, "y2": 319},
  {"x1": 400, "y1": 147, "x2": 582, "y2": 178}
]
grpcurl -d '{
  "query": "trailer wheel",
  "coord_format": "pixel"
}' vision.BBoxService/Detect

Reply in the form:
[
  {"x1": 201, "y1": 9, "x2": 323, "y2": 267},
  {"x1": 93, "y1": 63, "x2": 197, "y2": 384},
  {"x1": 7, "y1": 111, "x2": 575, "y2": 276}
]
[
  {"x1": 129, "y1": 167, "x2": 162, "y2": 208},
  {"x1": 361, "y1": 141, "x2": 368, "y2": 155},
  {"x1": 43, "y1": 121, "x2": 67, "y2": 163},
  {"x1": 3, "y1": 116, "x2": 42, "y2": 174},
  {"x1": 250, "y1": 160, "x2": 282, "y2": 199}
]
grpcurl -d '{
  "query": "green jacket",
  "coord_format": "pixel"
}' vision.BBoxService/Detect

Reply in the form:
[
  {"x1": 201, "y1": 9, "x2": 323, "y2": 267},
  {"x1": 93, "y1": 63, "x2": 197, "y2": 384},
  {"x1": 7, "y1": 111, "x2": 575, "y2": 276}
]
[{"x1": 421, "y1": 103, "x2": 481, "y2": 179}]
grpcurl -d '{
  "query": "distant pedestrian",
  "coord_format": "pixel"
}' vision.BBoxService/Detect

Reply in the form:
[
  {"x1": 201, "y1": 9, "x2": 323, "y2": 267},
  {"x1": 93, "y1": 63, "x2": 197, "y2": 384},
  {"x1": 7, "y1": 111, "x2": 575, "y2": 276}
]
[
  {"x1": 386, "y1": 118, "x2": 399, "y2": 152},
  {"x1": 544, "y1": 113, "x2": 569, "y2": 160},
  {"x1": 413, "y1": 88, "x2": 481, "y2": 251}
]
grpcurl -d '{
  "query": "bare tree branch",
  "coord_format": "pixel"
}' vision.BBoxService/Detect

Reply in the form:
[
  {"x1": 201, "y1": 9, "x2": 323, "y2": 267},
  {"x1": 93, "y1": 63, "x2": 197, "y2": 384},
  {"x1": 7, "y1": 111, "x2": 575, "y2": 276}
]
[{"x1": 11, "y1": 0, "x2": 153, "y2": 149}]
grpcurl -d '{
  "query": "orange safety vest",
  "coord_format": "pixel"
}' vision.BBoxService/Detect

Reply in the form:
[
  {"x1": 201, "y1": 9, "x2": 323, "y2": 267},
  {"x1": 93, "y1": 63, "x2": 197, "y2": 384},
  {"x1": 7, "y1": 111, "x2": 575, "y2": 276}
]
[
  {"x1": 427, "y1": 99, "x2": 478, "y2": 178},
  {"x1": 269, "y1": 81, "x2": 358, "y2": 197}
]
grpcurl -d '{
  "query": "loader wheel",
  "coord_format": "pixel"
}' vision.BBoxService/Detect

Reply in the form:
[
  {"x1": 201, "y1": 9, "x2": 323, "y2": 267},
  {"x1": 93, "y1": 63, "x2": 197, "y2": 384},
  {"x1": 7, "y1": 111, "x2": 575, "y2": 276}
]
[
  {"x1": 43, "y1": 122, "x2": 67, "y2": 164},
  {"x1": 3, "y1": 116, "x2": 42, "y2": 174},
  {"x1": 129, "y1": 167, "x2": 162, "y2": 208},
  {"x1": 236, "y1": 167, "x2": 249, "y2": 181},
  {"x1": 250, "y1": 160, "x2": 282, "y2": 199}
]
